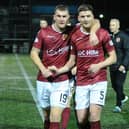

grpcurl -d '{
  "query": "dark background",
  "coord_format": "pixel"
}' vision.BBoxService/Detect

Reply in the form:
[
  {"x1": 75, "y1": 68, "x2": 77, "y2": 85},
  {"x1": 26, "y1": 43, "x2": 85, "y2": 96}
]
[
  {"x1": 1, "y1": 0, "x2": 129, "y2": 29},
  {"x1": 0, "y1": 0, "x2": 129, "y2": 53}
]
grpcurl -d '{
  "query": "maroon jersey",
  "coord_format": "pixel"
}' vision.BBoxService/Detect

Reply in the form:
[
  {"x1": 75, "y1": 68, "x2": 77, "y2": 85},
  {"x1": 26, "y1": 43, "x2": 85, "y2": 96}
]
[
  {"x1": 33, "y1": 25, "x2": 71, "y2": 82},
  {"x1": 71, "y1": 27, "x2": 115, "y2": 86}
]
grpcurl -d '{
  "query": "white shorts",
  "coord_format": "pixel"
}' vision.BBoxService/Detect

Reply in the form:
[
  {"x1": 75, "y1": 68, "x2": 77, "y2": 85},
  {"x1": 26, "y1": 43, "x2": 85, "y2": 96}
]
[
  {"x1": 37, "y1": 80, "x2": 69, "y2": 108},
  {"x1": 75, "y1": 81, "x2": 107, "y2": 110}
]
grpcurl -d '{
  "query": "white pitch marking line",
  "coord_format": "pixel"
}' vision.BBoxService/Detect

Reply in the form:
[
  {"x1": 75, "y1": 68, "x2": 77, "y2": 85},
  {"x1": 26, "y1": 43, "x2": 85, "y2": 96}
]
[
  {"x1": 0, "y1": 76, "x2": 35, "y2": 80},
  {"x1": 15, "y1": 54, "x2": 44, "y2": 122}
]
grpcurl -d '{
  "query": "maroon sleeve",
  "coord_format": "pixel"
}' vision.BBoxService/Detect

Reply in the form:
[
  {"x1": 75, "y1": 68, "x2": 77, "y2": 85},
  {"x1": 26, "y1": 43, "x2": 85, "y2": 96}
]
[
  {"x1": 70, "y1": 39, "x2": 77, "y2": 56},
  {"x1": 33, "y1": 29, "x2": 44, "y2": 49}
]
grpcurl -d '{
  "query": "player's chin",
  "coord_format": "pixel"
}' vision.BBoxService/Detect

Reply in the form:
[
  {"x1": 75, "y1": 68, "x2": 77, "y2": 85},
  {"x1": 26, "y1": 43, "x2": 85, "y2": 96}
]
[
  {"x1": 85, "y1": 23, "x2": 91, "y2": 26},
  {"x1": 83, "y1": 24, "x2": 91, "y2": 29},
  {"x1": 59, "y1": 24, "x2": 67, "y2": 28}
]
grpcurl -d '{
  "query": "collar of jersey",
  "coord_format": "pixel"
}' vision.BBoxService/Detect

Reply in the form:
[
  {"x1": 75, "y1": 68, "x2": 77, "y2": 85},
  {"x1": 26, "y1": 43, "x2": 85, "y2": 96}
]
[
  {"x1": 80, "y1": 26, "x2": 90, "y2": 35},
  {"x1": 52, "y1": 24, "x2": 62, "y2": 33}
]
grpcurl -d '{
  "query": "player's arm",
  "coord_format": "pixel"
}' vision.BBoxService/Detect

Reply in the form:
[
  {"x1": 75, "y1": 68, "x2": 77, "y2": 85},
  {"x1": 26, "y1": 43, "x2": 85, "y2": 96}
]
[
  {"x1": 91, "y1": 19, "x2": 100, "y2": 32},
  {"x1": 119, "y1": 33, "x2": 129, "y2": 72},
  {"x1": 98, "y1": 50, "x2": 116, "y2": 68},
  {"x1": 90, "y1": 19, "x2": 101, "y2": 45},
  {"x1": 71, "y1": 66, "x2": 77, "y2": 76},
  {"x1": 30, "y1": 47, "x2": 52, "y2": 78},
  {"x1": 58, "y1": 54, "x2": 76, "y2": 74},
  {"x1": 88, "y1": 50, "x2": 116, "y2": 73},
  {"x1": 49, "y1": 54, "x2": 76, "y2": 75}
]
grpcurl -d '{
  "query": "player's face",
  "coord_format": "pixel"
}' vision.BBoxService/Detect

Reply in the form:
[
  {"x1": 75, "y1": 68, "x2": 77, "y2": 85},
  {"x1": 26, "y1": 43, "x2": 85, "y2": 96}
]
[
  {"x1": 40, "y1": 20, "x2": 48, "y2": 28},
  {"x1": 109, "y1": 21, "x2": 119, "y2": 33},
  {"x1": 78, "y1": 10, "x2": 94, "y2": 31},
  {"x1": 54, "y1": 9, "x2": 70, "y2": 29}
]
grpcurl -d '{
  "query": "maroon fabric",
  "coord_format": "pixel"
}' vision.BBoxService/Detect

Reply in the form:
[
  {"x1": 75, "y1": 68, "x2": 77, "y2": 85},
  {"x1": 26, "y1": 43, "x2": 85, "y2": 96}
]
[
  {"x1": 33, "y1": 25, "x2": 71, "y2": 82},
  {"x1": 90, "y1": 121, "x2": 101, "y2": 129},
  {"x1": 61, "y1": 108, "x2": 71, "y2": 129},
  {"x1": 49, "y1": 122, "x2": 60, "y2": 129},
  {"x1": 71, "y1": 27, "x2": 115, "y2": 86}
]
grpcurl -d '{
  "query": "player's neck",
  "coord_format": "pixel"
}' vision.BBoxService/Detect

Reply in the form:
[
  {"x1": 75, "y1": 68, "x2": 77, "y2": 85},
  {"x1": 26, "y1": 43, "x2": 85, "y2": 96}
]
[
  {"x1": 113, "y1": 29, "x2": 120, "y2": 34},
  {"x1": 80, "y1": 26, "x2": 90, "y2": 35},
  {"x1": 52, "y1": 23, "x2": 65, "y2": 33}
]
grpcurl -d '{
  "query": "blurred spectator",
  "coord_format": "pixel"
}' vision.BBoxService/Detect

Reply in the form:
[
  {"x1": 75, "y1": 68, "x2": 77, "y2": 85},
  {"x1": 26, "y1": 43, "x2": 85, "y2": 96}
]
[
  {"x1": 109, "y1": 18, "x2": 129, "y2": 113},
  {"x1": 40, "y1": 18, "x2": 48, "y2": 28}
]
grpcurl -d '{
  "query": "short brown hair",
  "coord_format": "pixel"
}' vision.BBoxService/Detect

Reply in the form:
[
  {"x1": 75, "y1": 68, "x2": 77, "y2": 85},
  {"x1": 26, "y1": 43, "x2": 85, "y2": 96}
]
[
  {"x1": 78, "y1": 4, "x2": 94, "y2": 14},
  {"x1": 54, "y1": 4, "x2": 69, "y2": 13}
]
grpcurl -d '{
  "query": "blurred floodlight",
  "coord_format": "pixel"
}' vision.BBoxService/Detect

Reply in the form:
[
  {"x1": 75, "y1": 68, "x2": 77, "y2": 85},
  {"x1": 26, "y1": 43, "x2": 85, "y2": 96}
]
[{"x1": 99, "y1": 14, "x2": 104, "y2": 19}]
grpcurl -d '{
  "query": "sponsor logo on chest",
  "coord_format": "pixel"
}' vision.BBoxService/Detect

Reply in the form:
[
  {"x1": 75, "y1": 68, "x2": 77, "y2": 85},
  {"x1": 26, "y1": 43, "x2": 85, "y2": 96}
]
[
  {"x1": 47, "y1": 46, "x2": 69, "y2": 56},
  {"x1": 78, "y1": 49, "x2": 99, "y2": 57}
]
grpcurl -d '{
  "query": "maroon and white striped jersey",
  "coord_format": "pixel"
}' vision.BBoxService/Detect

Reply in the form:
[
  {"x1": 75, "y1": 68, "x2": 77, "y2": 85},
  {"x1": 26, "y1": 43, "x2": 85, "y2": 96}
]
[
  {"x1": 33, "y1": 25, "x2": 71, "y2": 82},
  {"x1": 71, "y1": 27, "x2": 115, "y2": 86}
]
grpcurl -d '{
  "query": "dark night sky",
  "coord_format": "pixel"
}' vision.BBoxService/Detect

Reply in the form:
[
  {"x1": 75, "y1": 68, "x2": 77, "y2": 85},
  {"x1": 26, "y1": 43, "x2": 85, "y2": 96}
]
[
  {"x1": 93, "y1": 0, "x2": 129, "y2": 30},
  {"x1": 0, "y1": 0, "x2": 129, "y2": 30},
  {"x1": 32, "y1": 0, "x2": 129, "y2": 30}
]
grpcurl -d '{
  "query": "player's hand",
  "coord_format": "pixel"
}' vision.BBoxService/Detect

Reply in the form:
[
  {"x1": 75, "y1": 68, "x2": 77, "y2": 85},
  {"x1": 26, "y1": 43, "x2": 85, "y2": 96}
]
[
  {"x1": 88, "y1": 64, "x2": 100, "y2": 74},
  {"x1": 48, "y1": 65, "x2": 61, "y2": 75},
  {"x1": 89, "y1": 32, "x2": 99, "y2": 46},
  {"x1": 48, "y1": 65, "x2": 58, "y2": 73},
  {"x1": 71, "y1": 66, "x2": 77, "y2": 75},
  {"x1": 41, "y1": 68, "x2": 53, "y2": 78},
  {"x1": 118, "y1": 65, "x2": 126, "y2": 73}
]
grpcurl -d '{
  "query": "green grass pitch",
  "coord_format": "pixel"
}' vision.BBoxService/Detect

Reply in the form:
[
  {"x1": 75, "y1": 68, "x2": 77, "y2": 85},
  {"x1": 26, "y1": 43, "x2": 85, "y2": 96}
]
[{"x1": 0, "y1": 53, "x2": 129, "y2": 129}]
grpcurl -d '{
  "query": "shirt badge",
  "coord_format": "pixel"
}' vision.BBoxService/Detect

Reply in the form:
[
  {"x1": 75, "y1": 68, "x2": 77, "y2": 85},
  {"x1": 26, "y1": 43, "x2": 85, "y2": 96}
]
[
  {"x1": 62, "y1": 34, "x2": 68, "y2": 40},
  {"x1": 116, "y1": 37, "x2": 121, "y2": 43}
]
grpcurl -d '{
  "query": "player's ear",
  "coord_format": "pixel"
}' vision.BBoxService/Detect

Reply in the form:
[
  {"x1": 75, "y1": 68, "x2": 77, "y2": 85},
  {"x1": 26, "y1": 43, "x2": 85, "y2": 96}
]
[
  {"x1": 78, "y1": 15, "x2": 80, "y2": 23},
  {"x1": 53, "y1": 14, "x2": 56, "y2": 21}
]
